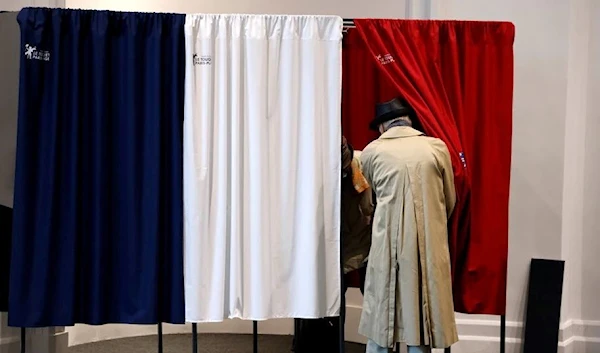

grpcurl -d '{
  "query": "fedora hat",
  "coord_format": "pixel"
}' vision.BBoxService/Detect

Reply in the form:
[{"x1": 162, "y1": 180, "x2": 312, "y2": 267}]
[{"x1": 369, "y1": 97, "x2": 415, "y2": 131}]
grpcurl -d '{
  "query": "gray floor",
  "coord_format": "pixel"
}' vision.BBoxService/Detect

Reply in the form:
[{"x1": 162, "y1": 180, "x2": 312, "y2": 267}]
[{"x1": 68, "y1": 333, "x2": 366, "y2": 353}]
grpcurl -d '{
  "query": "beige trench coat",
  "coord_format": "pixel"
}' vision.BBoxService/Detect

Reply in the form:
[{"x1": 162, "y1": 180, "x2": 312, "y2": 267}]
[{"x1": 358, "y1": 126, "x2": 458, "y2": 349}]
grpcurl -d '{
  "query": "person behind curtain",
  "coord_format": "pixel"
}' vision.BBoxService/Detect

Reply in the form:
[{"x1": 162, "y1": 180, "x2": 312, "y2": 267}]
[
  {"x1": 359, "y1": 98, "x2": 458, "y2": 353},
  {"x1": 293, "y1": 136, "x2": 372, "y2": 353},
  {"x1": 341, "y1": 135, "x2": 372, "y2": 289}
]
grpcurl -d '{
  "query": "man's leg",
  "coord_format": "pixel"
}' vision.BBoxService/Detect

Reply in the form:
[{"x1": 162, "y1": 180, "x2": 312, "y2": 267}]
[
  {"x1": 365, "y1": 339, "x2": 391, "y2": 353},
  {"x1": 407, "y1": 346, "x2": 432, "y2": 353}
]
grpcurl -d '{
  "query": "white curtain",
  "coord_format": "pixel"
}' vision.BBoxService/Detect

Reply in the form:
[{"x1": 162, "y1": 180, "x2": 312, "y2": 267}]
[{"x1": 183, "y1": 14, "x2": 343, "y2": 322}]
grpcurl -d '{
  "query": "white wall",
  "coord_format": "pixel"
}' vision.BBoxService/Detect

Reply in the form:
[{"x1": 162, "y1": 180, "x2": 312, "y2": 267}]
[
  {"x1": 0, "y1": 11, "x2": 26, "y2": 353},
  {"x1": 2, "y1": 0, "x2": 598, "y2": 352},
  {"x1": 0, "y1": 0, "x2": 65, "y2": 11},
  {"x1": 66, "y1": 0, "x2": 408, "y2": 18},
  {"x1": 582, "y1": 0, "x2": 600, "y2": 323}
]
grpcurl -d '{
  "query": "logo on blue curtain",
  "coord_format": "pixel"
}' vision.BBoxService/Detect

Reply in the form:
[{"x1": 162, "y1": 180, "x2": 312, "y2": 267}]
[
  {"x1": 193, "y1": 54, "x2": 212, "y2": 66},
  {"x1": 24, "y1": 44, "x2": 50, "y2": 62},
  {"x1": 459, "y1": 152, "x2": 467, "y2": 168}
]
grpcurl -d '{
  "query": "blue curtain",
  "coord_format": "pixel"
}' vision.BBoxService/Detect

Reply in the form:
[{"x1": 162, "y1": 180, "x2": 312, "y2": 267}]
[{"x1": 9, "y1": 8, "x2": 185, "y2": 327}]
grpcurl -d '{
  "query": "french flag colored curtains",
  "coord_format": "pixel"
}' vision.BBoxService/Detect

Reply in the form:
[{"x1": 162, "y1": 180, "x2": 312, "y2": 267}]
[
  {"x1": 6, "y1": 8, "x2": 515, "y2": 327},
  {"x1": 344, "y1": 19, "x2": 514, "y2": 315},
  {"x1": 9, "y1": 8, "x2": 186, "y2": 326}
]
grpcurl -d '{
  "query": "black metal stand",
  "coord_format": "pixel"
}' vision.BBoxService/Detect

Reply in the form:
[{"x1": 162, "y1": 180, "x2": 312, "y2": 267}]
[
  {"x1": 338, "y1": 205, "x2": 346, "y2": 353},
  {"x1": 192, "y1": 323, "x2": 198, "y2": 353},
  {"x1": 500, "y1": 314, "x2": 506, "y2": 353},
  {"x1": 157, "y1": 323, "x2": 163, "y2": 353},
  {"x1": 445, "y1": 347, "x2": 451, "y2": 353},
  {"x1": 20, "y1": 328, "x2": 25, "y2": 353},
  {"x1": 339, "y1": 280, "x2": 346, "y2": 353},
  {"x1": 253, "y1": 321, "x2": 258, "y2": 353}
]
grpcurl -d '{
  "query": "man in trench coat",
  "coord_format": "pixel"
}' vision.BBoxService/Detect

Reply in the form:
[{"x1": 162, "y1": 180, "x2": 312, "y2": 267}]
[{"x1": 358, "y1": 98, "x2": 458, "y2": 353}]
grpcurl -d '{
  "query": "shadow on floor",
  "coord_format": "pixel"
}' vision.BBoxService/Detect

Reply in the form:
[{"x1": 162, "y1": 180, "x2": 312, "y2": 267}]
[{"x1": 68, "y1": 333, "x2": 366, "y2": 353}]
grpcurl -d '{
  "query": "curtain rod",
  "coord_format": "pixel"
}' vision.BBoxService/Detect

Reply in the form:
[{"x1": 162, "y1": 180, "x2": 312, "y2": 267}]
[{"x1": 343, "y1": 18, "x2": 355, "y2": 33}]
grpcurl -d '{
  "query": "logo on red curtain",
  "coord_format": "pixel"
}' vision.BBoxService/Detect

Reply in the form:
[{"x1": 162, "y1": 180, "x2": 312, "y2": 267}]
[
  {"x1": 459, "y1": 152, "x2": 467, "y2": 168},
  {"x1": 24, "y1": 44, "x2": 50, "y2": 62},
  {"x1": 376, "y1": 54, "x2": 395, "y2": 65}
]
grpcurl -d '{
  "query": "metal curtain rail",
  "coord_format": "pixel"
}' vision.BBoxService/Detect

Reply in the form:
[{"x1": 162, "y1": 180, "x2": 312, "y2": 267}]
[{"x1": 342, "y1": 18, "x2": 355, "y2": 33}]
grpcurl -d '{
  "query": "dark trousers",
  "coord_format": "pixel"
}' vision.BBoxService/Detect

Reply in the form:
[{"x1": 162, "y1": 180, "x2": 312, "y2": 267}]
[
  {"x1": 292, "y1": 265, "x2": 367, "y2": 352},
  {"x1": 344, "y1": 265, "x2": 367, "y2": 296}
]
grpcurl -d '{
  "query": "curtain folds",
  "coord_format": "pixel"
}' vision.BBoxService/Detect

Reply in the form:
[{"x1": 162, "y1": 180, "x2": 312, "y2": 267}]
[
  {"x1": 183, "y1": 14, "x2": 343, "y2": 322},
  {"x1": 341, "y1": 29, "x2": 399, "y2": 151},
  {"x1": 353, "y1": 19, "x2": 514, "y2": 315},
  {"x1": 9, "y1": 8, "x2": 186, "y2": 326}
]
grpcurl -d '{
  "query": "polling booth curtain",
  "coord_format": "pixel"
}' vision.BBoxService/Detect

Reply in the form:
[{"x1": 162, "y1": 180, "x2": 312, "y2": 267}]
[
  {"x1": 9, "y1": 8, "x2": 186, "y2": 327},
  {"x1": 341, "y1": 29, "x2": 399, "y2": 151},
  {"x1": 342, "y1": 28, "x2": 401, "y2": 290},
  {"x1": 184, "y1": 14, "x2": 343, "y2": 322},
  {"x1": 353, "y1": 19, "x2": 514, "y2": 315}
]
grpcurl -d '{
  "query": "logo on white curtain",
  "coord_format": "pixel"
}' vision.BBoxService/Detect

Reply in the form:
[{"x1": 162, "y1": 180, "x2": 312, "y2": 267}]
[
  {"x1": 193, "y1": 54, "x2": 212, "y2": 66},
  {"x1": 376, "y1": 54, "x2": 394, "y2": 65},
  {"x1": 24, "y1": 44, "x2": 50, "y2": 62}
]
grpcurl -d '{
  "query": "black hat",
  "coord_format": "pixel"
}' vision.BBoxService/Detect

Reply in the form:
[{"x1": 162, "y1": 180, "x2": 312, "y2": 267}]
[{"x1": 369, "y1": 97, "x2": 414, "y2": 131}]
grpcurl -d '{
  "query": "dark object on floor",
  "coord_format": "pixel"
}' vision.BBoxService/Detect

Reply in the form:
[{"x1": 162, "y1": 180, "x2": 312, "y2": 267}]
[
  {"x1": 293, "y1": 317, "x2": 340, "y2": 352},
  {"x1": 523, "y1": 258, "x2": 565, "y2": 353},
  {"x1": 68, "y1": 333, "x2": 366, "y2": 353}
]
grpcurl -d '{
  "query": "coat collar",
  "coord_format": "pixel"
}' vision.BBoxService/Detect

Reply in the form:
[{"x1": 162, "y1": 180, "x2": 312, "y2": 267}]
[{"x1": 379, "y1": 126, "x2": 425, "y2": 140}]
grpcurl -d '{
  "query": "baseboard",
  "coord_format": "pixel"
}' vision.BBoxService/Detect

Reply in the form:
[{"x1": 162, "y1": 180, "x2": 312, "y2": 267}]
[
  {"x1": 559, "y1": 320, "x2": 600, "y2": 353},
  {"x1": 0, "y1": 335, "x2": 20, "y2": 353},
  {"x1": 65, "y1": 307, "x2": 600, "y2": 353},
  {"x1": 0, "y1": 330, "x2": 68, "y2": 353}
]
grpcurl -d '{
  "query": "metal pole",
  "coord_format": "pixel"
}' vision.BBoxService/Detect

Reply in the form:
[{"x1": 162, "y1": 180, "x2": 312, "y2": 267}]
[
  {"x1": 339, "y1": 217, "x2": 346, "y2": 353},
  {"x1": 500, "y1": 315, "x2": 506, "y2": 353},
  {"x1": 445, "y1": 348, "x2": 451, "y2": 353},
  {"x1": 20, "y1": 328, "x2": 25, "y2": 353},
  {"x1": 157, "y1": 323, "x2": 163, "y2": 353},
  {"x1": 192, "y1": 323, "x2": 198, "y2": 353},
  {"x1": 339, "y1": 280, "x2": 346, "y2": 353},
  {"x1": 253, "y1": 320, "x2": 258, "y2": 353}
]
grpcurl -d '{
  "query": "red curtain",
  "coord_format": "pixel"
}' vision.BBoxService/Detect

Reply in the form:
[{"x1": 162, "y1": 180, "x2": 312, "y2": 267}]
[
  {"x1": 341, "y1": 30, "x2": 401, "y2": 289},
  {"x1": 342, "y1": 29, "x2": 399, "y2": 150},
  {"x1": 348, "y1": 20, "x2": 514, "y2": 315}
]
